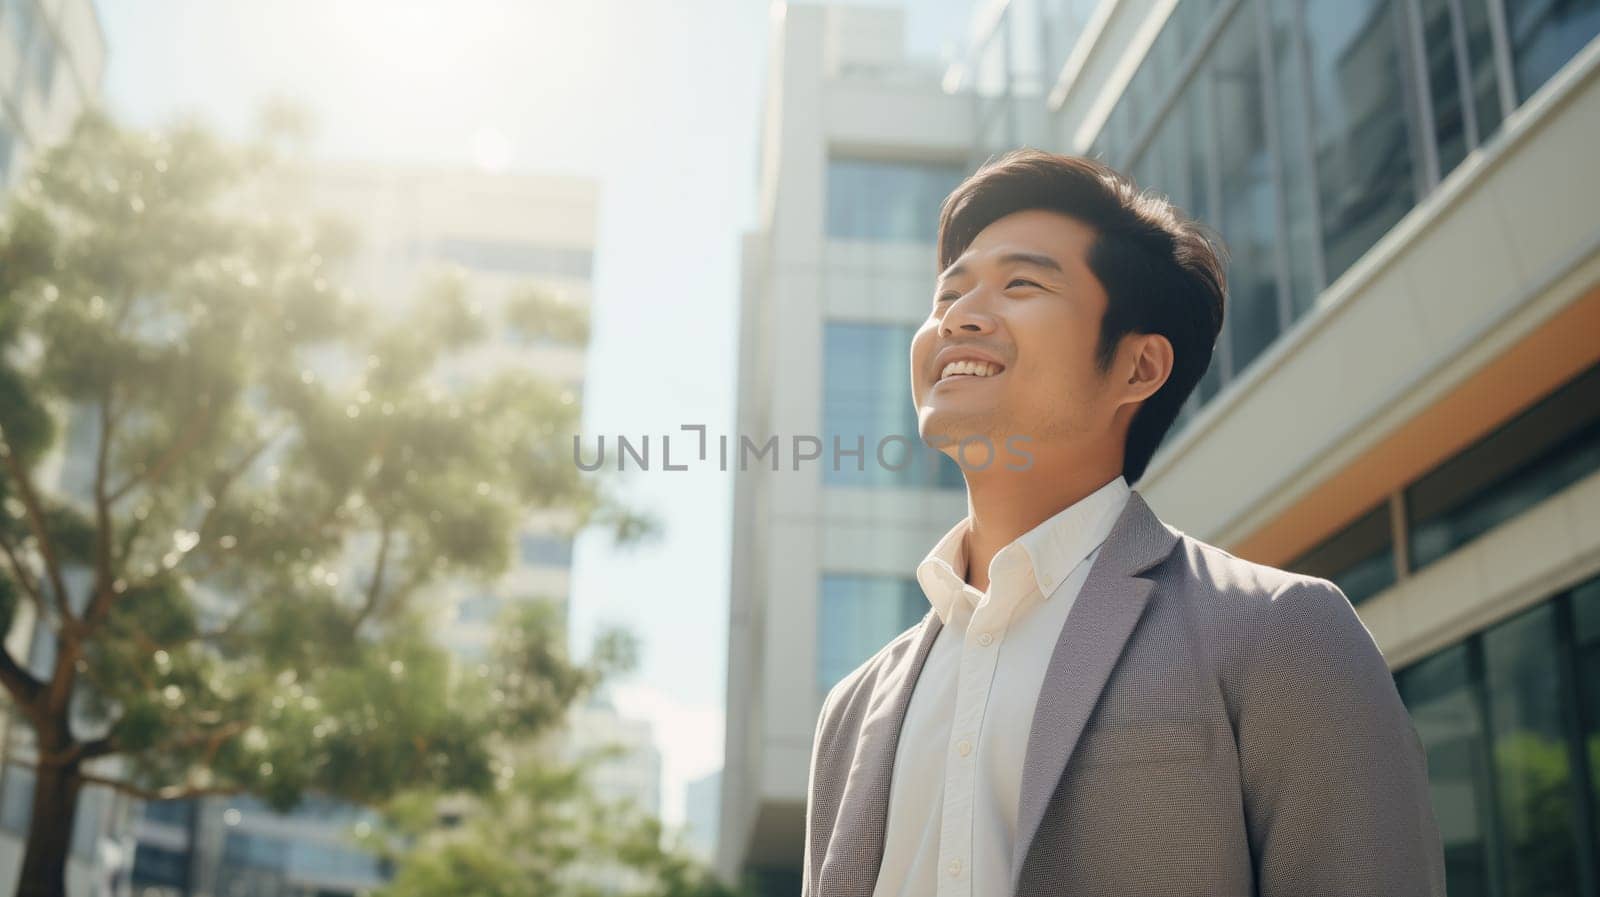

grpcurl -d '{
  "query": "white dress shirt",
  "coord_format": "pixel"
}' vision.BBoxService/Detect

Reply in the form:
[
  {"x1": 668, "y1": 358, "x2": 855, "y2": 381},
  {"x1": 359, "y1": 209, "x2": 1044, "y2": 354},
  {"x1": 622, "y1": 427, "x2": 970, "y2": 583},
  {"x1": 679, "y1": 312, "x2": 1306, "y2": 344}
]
[{"x1": 870, "y1": 475, "x2": 1131, "y2": 897}]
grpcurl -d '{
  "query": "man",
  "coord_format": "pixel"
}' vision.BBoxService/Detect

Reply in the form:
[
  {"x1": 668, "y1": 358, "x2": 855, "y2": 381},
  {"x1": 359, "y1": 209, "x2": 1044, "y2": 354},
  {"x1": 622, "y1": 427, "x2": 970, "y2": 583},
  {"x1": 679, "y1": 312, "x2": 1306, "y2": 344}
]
[{"x1": 802, "y1": 150, "x2": 1446, "y2": 897}]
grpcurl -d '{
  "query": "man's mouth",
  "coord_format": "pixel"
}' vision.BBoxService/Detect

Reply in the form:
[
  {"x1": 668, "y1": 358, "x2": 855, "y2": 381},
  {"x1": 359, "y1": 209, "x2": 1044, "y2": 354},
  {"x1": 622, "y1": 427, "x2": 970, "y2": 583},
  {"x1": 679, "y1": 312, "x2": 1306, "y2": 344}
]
[{"x1": 937, "y1": 360, "x2": 1005, "y2": 383}]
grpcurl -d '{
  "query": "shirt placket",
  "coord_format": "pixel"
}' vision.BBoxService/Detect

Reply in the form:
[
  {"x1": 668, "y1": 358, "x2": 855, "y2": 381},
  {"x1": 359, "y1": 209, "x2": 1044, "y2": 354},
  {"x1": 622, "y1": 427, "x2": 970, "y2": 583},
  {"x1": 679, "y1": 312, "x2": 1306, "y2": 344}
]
[{"x1": 935, "y1": 585, "x2": 1010, "y2": 897}]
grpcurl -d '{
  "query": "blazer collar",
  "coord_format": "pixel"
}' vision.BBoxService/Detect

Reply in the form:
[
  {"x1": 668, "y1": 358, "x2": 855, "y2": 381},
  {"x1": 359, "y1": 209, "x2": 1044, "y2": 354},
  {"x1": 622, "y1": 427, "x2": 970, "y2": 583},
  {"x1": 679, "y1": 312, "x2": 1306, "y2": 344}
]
[
  {"x1": 1010, "y1": 489, "x2": 1180, "y2": 891},
  {"x1": 815, "y1": 490, "x2": 1179, "y2": 897}
]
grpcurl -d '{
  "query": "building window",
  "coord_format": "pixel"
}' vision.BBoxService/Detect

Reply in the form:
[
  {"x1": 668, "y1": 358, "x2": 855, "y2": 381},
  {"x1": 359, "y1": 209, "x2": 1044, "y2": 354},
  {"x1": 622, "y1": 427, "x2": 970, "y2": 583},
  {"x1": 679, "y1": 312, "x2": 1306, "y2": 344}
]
[
  {"x1": 817, "y1": 574, "x2": 926, "y2": 695},
  {"x1": 0, "y1": 113, "x2": 14, "y2": 185},
  {"x1": 1210, "y1": 0, "x2": 1283, "y2": 377},
  {"x1": 221, "y1": 831, "x2": 290, "y2": 871},
  {"x1": 1396, "y1": 572, "x2": 1600, "y2": 896},
  {"x1": 821, "y1": 322, "x2": 964, "y2": 490},
  {"x1": 1407, "y1": 362, "x2": 1600, "y2": 572},
  {"x1": 3, "y1": 0, "x2": 39, "y2": 64},
  {"x1": 29, "y1": 26, "x2": 53, "y2": 102},
  {"x1": 455, "y1": 592, "x2": 500, "y2": 625},
  {"x1": 0, "y1": 762, "x2": 34, "y2": 834},
  {"x1": 825, "y1": 158, "x2": 966, "y2": 243},
  {"x1": 417, "y1": 238, "x2": 593, "y2": 279},
  {"x1": 1482, "y1": 601, "x2": 1582, "y2": 893},
  {"x1": 140, "y1": 798, "x2": 196, "y2": 827},
  {"x1": 1398, "y1": 642, "x2": 1492, "y2": 891},
  {"x1": 1296, "y1": 0, "x2": 1422, "y2": 283},
  {"x1": 519, "y1": 532, "x2": 574, "y2": 567},
  {"x1": 132, "y1": 843, "x2": 192, "y2": 891},
  {"x1": 1287, "y1": 501, "x2": 1397, "y2": 605},
  {"x1": 1504, "y1": 0, "x2": 1600, "y2": 103}
]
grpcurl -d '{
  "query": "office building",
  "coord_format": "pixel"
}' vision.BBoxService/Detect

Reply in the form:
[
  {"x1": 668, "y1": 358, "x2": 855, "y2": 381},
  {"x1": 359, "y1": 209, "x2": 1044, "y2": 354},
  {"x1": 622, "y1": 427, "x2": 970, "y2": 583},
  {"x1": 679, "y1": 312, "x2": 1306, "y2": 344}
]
[
  {"x1": 558, "y1": 691, "x2": 665, "y2": 895},
  {"x1": 723, "y1": 0, "x2": 1600, "y2": 893},
  {"x1": 0, "y1": 0, "x2": 103, "y2": 192},
  {"x1": 683, "y1": 769, "x2": 721, "y2": 865}
]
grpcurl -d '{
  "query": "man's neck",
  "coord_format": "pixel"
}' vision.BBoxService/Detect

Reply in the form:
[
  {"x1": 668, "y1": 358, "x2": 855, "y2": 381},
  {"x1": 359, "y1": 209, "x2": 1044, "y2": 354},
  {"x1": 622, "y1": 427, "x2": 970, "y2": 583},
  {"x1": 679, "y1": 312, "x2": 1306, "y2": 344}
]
[{"x1": 960, "y1": 449, "x2": 1122, "y2": 594}]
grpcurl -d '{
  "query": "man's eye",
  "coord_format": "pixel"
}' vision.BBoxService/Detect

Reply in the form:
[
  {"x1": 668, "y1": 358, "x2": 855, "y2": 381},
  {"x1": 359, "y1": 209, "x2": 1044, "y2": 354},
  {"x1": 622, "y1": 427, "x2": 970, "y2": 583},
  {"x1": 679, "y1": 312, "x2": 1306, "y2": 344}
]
[
  {"x1": 936, "y1": 292, "x2": 959, "y2": 303},
  {"x1": 1008, "y1": 278, "x2": 1041, "y2": 289}
]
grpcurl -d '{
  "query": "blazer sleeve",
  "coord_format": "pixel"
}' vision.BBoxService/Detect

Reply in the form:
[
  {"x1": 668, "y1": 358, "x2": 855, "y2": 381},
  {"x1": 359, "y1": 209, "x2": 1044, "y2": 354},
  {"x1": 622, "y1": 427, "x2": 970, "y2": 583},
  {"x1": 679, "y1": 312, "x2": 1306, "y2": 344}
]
[
  {"x1": 802, "y1": 683, "x2": 839, "y2": 897},
  {"x1": 1237, "y1": 577, "x2": 1447, "y2": 896}
]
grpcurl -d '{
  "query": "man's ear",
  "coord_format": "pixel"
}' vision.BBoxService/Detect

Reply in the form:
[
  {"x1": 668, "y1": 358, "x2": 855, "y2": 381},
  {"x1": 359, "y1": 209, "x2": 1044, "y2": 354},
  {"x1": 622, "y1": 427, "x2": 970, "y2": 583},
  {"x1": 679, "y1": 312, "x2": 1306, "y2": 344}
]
[{"x1": 1120, "y1": 333, "x2": 1174, "y2": 408}]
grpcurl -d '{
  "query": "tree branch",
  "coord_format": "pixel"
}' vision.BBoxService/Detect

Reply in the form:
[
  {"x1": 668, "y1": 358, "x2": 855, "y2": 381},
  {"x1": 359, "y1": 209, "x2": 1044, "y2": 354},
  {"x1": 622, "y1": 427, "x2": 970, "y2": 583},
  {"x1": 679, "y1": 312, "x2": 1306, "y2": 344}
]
[
  {"x1": 85, "y1": 396, "x2": 118, "y2": 632},
  {"x1": 352, "y1": 518, "x2": 393, "y2": 630},
  {"x1": 105, "y1": 404, "x2": 214, "y2": 505},
  {"x1": 75, "y1": 770, "x2": 249, "y2": 803},
  {"x1": 0, "y1": 442, "x2": 74, "y2": 625},
  {"x1": 0, "y1": 642, "x2": 44, "y2": 718}
]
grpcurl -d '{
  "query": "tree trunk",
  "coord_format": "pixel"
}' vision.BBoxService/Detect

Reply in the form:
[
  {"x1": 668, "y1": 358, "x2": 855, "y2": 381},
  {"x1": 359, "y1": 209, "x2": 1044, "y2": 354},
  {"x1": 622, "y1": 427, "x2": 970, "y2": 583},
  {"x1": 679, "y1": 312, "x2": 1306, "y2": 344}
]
[{"x1": 13, "y1": 760, "x2": 82, "y2": 897}]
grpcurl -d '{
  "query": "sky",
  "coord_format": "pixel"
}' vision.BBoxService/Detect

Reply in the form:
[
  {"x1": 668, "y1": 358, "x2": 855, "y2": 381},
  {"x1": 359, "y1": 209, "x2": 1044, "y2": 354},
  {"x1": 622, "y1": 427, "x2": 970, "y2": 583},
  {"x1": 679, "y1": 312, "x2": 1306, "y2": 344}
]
[{"x1": 97, "y1": 0, "x2": 975, "y2": 831}]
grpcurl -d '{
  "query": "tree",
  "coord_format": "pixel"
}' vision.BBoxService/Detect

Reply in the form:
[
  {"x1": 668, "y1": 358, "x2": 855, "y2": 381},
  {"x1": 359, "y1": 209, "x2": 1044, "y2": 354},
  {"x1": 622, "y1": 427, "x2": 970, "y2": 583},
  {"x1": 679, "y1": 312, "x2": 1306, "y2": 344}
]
[
  {"x1": 361, "y1": 606, "x2": 751, "y2": 897},
  {"x1": 0, "y1": 110, "x2": 651, "y2": 897}
]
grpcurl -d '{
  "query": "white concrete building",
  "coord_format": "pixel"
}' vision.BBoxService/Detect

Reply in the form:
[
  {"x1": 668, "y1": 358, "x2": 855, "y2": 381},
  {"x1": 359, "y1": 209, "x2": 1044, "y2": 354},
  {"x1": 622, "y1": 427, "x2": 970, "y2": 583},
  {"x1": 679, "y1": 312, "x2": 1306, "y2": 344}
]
[
  {"x1": 723, "y1": 0, "x2": 1600, "y2": 893},
  {"x1": 682, "y1": 768, "x2": 721, "y2": 865},
  {"x1": 559, "y1": 691, "x2": 663, "y2": 895},
  {"x1": 721, "y1": 5, "x2": 976, "y2": 891},
  {"x1": 0, "y1": 0, "x2": 104, "y2": 193}
]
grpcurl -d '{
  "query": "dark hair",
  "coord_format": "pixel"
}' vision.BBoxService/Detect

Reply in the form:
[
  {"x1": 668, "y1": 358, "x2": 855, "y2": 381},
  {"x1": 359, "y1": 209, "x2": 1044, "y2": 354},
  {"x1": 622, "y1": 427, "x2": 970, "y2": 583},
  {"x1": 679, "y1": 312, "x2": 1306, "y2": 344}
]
[{"x1": 936, "y1": 149, "x2": 1227, "y2": 483}]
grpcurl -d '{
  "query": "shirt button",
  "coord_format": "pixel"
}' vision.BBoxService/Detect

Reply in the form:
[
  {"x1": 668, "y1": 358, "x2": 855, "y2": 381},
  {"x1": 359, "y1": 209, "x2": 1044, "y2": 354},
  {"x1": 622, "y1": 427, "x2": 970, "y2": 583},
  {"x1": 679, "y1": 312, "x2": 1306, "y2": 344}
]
[
  {"x1": 957, "y1": 740, "x2": 972, "y2": 757},
  {"x1": 948, "y1": 858, "x2": 962, "y2": 877},
  {"x1": 977, "y1": 632, "x2": 993, "y2": 646}
]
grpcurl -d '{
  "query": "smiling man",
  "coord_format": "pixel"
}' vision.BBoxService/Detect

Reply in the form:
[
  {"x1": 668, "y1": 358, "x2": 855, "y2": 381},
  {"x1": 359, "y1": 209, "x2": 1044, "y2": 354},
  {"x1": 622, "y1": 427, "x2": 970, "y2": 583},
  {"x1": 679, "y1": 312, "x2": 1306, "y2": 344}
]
[{"x1": 801, "y1": 151, "x2": 1446, "y2": 897}]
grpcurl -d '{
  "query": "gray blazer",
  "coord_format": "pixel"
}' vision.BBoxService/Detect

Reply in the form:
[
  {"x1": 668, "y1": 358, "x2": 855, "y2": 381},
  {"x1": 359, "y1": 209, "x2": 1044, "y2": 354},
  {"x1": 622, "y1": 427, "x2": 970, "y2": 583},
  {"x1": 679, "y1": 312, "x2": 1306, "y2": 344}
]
[{"x1": 803, "y1": 491, "x2": 1446, "y2": 897}]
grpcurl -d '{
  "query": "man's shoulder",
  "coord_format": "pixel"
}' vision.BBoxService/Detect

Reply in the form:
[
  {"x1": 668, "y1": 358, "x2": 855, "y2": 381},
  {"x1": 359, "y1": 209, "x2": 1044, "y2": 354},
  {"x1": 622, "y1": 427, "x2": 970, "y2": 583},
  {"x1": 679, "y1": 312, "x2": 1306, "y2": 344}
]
[{"x1": 1161, "y1": 529, "x2": 1344, "y2": 607}]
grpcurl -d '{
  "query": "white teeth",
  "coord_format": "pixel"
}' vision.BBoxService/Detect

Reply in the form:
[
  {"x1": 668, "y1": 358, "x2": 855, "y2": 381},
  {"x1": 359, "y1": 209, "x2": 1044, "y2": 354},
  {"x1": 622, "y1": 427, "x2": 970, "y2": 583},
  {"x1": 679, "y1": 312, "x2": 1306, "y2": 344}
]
[{"x1": 940, "y1": 360, "x2": 1000, "y2": 380}]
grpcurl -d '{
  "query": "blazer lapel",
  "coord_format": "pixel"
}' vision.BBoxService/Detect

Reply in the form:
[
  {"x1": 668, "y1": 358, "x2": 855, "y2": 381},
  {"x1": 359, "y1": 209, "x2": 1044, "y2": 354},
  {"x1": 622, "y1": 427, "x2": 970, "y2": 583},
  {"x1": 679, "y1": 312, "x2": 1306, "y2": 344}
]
[
  {"x1": 818, "y1": 607, "x2": 944, "y2": 897},
  {"x1": 1009, "y1": 491, "x2": 1180, "y2": 890}
]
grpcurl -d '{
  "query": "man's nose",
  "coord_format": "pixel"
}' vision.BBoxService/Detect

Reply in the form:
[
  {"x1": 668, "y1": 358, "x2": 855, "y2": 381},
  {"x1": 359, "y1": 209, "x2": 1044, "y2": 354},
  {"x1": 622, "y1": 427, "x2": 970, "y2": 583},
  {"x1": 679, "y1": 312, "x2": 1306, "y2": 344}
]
[{"x1": 940, "y1": 293, "x2": 997, "y2": 337}]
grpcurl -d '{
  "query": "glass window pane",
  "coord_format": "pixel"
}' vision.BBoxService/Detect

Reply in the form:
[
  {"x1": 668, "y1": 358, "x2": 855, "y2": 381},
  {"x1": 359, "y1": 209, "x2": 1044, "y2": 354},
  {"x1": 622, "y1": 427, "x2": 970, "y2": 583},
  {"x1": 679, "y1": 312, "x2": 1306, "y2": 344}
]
[
  {"x1": 1503, "y1": 0, "x2": 1600, "y2": 102},
  {"x1": 1266, "y1": 0, "x2": 1326, "y2": 317},
  {"x1": 1568, "y1": 575, "x2": 1600, "y2": 864},
  {"x1": 1461, "y1": 0, "x2": 1507, "y2": 142},
  {"x1": 1408, "y1": 363, "x2": 1600, "y2": 570},
  {"x1": 1301, "y1": 0, "x2": 1420, "y2": 281},
  {"x1": 1211, "y1": 1, "x2": 1283, "y2": 376},
  {"x1": 0, "y1": 763, "x2": 34, "y2": 834},
  {"x1": 132, "y1": 844, "x2": 192, "y2": 890},
  {"x1": 0, "y1": 112, "x2": 14, "y2": 184},
  {"x1": 1397, "y1": 644, "x2": 1493, "y2": 896},
  {"x1": 519, "y1": 532, "x2": 574, "y2": 567},
  {"x1": 1483, "y1": 602, "x2": 1582, "y2": 895},
  {"x1": 817, "y1": 575, "x2": 927, "y2": 694},
  {"x1": 825, "y1": 159, "x2": 966, "y2": 243},
  {"x1": 822, "y1": 322, "x2": 964, "y2": 489},
  {"x1": 1420, "y1": 0, "x2": 1472, "y2": 176}
]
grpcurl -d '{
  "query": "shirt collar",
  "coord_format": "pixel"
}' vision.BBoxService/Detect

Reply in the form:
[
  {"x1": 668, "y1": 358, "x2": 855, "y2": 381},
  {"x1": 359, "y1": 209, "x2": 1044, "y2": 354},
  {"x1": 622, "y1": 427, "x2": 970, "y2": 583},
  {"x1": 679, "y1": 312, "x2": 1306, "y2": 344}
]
[{"x1": 915, "y1": 476, "x2": 1132, "y2": 625}]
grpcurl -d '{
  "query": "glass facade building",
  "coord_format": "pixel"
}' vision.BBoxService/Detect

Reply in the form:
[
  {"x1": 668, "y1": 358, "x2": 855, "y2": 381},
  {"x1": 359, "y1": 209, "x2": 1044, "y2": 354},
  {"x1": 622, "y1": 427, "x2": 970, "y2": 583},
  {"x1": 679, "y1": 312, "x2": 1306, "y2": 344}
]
[{"x1": 1042, "y1": 0, "x2": 1600, "y2": 424}]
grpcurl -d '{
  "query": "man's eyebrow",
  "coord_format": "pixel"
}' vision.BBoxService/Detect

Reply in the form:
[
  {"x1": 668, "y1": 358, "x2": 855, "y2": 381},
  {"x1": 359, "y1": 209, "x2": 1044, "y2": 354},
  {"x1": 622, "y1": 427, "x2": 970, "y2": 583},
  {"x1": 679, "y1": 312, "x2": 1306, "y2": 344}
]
[{"x1": 937, "y1": 251, "x2": 1064, "y2": 283}]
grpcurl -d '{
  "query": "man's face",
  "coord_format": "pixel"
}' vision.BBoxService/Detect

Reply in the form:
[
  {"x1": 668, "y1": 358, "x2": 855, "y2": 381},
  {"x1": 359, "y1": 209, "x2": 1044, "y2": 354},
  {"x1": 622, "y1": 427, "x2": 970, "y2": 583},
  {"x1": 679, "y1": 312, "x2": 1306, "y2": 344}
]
[{"x1": 910, "y1": 209, "x2": 1118, "y2": 465}]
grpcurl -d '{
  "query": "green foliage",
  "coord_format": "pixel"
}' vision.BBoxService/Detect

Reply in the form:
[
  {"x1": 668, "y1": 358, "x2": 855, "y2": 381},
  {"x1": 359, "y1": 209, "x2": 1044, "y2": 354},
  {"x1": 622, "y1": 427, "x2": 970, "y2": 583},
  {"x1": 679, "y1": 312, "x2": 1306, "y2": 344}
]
[
  {"x1": 364, "y1": 723, "x2": 748, "y2": 897},
  {"x1": 0, "y1": 108, "x2": 664, "y2": 894}
]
